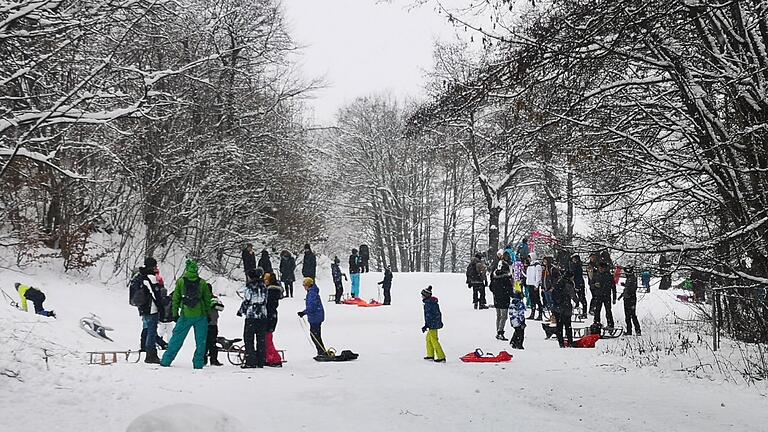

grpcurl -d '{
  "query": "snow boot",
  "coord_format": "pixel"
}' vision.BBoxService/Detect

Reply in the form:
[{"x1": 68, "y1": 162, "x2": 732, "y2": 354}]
[
  {"x1": 434, "y1": 358, "x2": 446, "y2": 363},
  {"x1": 479, "y1": 304, "x2": 489, "y2": 310},
  {"x1": 144, "y1": 351, "x2": 161, "y2": 364},
  {"x1": 424, "y1": 356, "x2": 434, "y2": 360},
  {"x1": 496, "y1": 331, "x2": 508, "y2": 341},
  {"x1": 209, "y1": 357, "x2": 223, "y2": 366},
  {"x1": 535, "y1": 312, "x2": 543, "y2": 321}
]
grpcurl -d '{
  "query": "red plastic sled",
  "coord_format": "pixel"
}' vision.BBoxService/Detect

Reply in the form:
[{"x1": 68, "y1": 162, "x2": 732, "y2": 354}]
[
  {"x1": 569, "y1": 334, "x2": 600, "y2": 348},
  {"x1": 357, "y1": 300, "x2": 384, "y2": 307},
  {"x1": 460, "y1": 349, "x2": 513, "y2": 363},
  {"x1": 613, "y1": 267, "x2": 623, "y2": 285},
  {"x1": 341, "y1": 298, "x2": 367, "y2": 305}
]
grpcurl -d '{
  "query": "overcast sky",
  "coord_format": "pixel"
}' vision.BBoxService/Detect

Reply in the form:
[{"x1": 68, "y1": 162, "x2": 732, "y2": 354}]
[{"x1": 282, "y1": 0, "x2": 460, "y2": 125}]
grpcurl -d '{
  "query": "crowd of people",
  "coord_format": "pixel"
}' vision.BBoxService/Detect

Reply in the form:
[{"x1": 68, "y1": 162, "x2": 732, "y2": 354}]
[{"x1": 466, "y1": 239, "x2": 647, "y2": 350}]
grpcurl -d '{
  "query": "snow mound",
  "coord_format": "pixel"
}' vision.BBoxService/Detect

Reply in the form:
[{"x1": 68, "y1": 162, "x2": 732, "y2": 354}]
[{"x1": 126, "y1": 404, "x2": 245, "y2": 432}]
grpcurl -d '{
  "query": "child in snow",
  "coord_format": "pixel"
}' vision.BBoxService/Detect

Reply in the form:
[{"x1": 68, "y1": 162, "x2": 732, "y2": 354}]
[
  {"x1": 14, "y1": 283, "x2": 55, "y2": 317},
  {"x1": 421, "y1": 286, "x2": 446, "y2": 363},
  {"x1": 206, "y1": 293, "x2": 225, "y2": 366},
  {"x1": 298, "y1": 277, "x2": 326, "y2": 358},
  {"x1": 378, "y1": 266, "x2": 393, "y2": 305},
  {"x1": 331, "y1": 256, "x2": 348, "y2": 303},
  {"x1": 238, "y1": 268, "x2": 269, "y2": 368},
  {"x1": 508, "y1": 290, "x2": 526, "y2": 349}
]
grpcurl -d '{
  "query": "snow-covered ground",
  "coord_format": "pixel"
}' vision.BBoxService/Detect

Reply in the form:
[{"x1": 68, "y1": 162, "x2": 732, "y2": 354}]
[{"x1": 1, "y1": 264, "x2": 766, "y2": 432}]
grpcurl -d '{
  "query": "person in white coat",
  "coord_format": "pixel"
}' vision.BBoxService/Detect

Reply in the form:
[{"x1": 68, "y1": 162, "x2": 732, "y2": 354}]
[{"x1": 525, "y1": 260, "x2": 543, "y2": 320}]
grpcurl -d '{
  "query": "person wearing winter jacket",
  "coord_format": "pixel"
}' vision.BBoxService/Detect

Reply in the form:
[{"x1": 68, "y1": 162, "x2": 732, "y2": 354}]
[
  {"x1": 14, "y1": 283, "x2": 55, "y2": 318},
  {"x1": 586, "y1": 253, "x2": 600, "y2": 314},
  {"x1": 490, "y1": 252, "x2": 513, "y2": 341},
  {"x1": 258, "y1": 249, "x2": 273, "y2": 275},
  {"x1": 242, "y1": 244, "x2": 257, "y2": 279},
  {"x1": 237, "y1": 268, "x2": 269, "y2": 368},
  {"x1": 206, "y1": 294, "x2": 225, "y2": 366},
  {"x1": 378, "y1": 266, "x2": 393, "y2": 305},
  {"x1": 552, "y1": 271, "x2": 578, "y2": 348},
  {"x1": 569, "y1": 254, "x2": 588, "y2": 318},
  {"x1": 160, "y1": 260, "x2": 213, "y2": 370},
  {"x1": 129, "y1": 257, "x2": 163, "y2": 364},
  {"x1": 508, "y1": 291, "x2": 526, "y2": 349},
  {"x1": 349, "y1": 248, "x2": 362, "y2": 298},
  {"x1": 516, "y1": 238, "x2": 530, "y2": 262},
  {"x1": 265, "y1": 273, "x2": 285, "y2": 367},
  {"x1": 592, "y1": 262, "x2": 617, "y2": 329},
  {"x1": 525, "y1": 260, "x2": 543, "y2": 320},
  {"x1": 298, "y1": 277, "x2": 326, "y2": 357},
  {"x1": 279, "y1": 250, "x2": 296, "y2": 298},
  {"x1": 156, "y1": 286, "x2": 174, "y2": 350},
  {"x1": 302, "y1": 244, "x2": 317, "y2": 279},
  {"x1": 421, "y1": 286, "x2": 446, "y2": 362},
  {"x1": 542, "y1": 257, "x2": 560, "y2": 324},
  {"x1": 467, "y1": 252, "x2": 489, "y2": 309},
  {"x1": 359, "y1": 244, "x2": 370, "y2": 273},
  {"x1": 618, "y1": 266, "x2": 641, "y2": 336},
  {"x1": 331, "y1": 256, "x2": 348, "y2": 304},
  {"x1": 641, "y1": 270, "x2": 651, "y2": 293}
]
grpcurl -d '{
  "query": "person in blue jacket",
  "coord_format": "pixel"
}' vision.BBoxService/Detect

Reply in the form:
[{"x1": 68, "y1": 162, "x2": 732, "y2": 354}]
[
  {"x1": 421, "y1": 286, "x2": 446, "y2": 363},
  {"x1": 298, "y1": 277, "x2": 326, "y2": 357}
]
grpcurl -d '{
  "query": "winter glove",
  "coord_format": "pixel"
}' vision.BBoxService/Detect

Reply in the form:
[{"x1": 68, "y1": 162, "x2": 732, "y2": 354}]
[
  {"x1": 421, "y1": 326, "x2": 427, "y2": 333},
  {"x1": 297, "y1": 311, "x2": 306, "y2": 318},
  {"x1": 236, "y1": 311, "x2": 242, "y2": 317}
]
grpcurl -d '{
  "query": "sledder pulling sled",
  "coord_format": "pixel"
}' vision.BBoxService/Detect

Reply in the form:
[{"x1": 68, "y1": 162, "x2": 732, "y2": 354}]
[
  {"x1": 460, "y1": 349, "x2": 513, "y2": 363},
  {"x1": 79, "y1": 313, "x2": 114, "y2": 341}
]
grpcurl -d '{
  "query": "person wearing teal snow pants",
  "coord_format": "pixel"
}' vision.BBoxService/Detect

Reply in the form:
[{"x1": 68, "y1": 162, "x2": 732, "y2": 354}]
[
  {"x1": 161, "y1": 316, "x2": 208, "y2": 368},
  {"x1": 160, "y1": 259, "x2": 212, "y2": 369},
  {"x1": 351, "y1": 273, "x2": 360, "y2": 298},
  {"x1": 348, "y1": 249, "x2": 362, "y2": 298}
]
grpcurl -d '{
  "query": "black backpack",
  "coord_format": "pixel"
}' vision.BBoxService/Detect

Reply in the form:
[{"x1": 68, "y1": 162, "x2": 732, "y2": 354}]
[
  {"x1": 182, "y1": 279, "x2": 201, "y2": 308},
  {"x1": 129, "y1": 274, "x2": 148, "y2": 307},
  {"x1": 466, "y1": 261, "x2": 479, "y2": 282}
]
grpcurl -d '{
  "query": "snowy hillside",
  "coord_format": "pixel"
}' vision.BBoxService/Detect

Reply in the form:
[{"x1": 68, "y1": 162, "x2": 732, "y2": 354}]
[{"x1": 1, "y1": 267, "x2": 766, "y2": 432}]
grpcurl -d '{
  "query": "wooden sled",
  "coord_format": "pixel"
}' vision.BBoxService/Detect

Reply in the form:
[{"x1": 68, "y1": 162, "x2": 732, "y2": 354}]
[{"x1": 87, "y1": 350, "x2": 142, "y2": 365}]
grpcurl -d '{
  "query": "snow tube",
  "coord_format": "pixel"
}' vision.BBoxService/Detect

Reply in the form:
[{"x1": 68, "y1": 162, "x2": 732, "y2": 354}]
[
  {"x1": 570, "y1": 334, "x2": 600, "y2": 348},
  {"x1": 460, "y1": 349, "x2": 513, "y2": 363}
]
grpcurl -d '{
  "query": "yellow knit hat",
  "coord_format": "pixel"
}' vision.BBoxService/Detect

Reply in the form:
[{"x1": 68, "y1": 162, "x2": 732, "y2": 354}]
[{"x1": 303, "y1": 277, "x2": 314, "y2": 287}]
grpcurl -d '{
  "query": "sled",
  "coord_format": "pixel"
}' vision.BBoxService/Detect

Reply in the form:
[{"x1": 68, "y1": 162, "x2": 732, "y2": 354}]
[
  {"x1": 314, "y1": 349, "x2": 359, "y2": 362},
  {"x1": 568, "y1": 334, "x2": 600, "y2": 348},
  {"x1": 460, "y1": 349, "x2": 513, "y2": 363},
  {"x1": 341, "y1": 297, "x2": 367, "y2": 306},
  {"x1": 357, "y1": 299, "x2": 384, "y2": 307},
  {"x1": 223, "y1": 336, "x2": 286, "y2": 366},
  {"x1": 613, "y1": 266, "x2": 623, "y2": 285},
  {"x1": 542, "y1": 323, "x2": 558, "y2": 339},
  {"x1": 572, "y1": 326, "x2": 623, "y2": 339},
  {"x1": 79, "y1": 314, "x2": 114, "y2": 341},
  {"x1": 87, "y1": 350, "x2": 142, "y2": 365}
]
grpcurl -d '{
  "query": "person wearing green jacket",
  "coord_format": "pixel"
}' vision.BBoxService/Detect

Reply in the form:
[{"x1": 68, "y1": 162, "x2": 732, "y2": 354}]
[{"x1": 160, "y1": 260, "x2": 212, "y2": 369}]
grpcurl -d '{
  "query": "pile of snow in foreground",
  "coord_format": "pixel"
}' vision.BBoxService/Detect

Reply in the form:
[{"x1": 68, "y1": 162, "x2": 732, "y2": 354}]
[
  {"x1": 126, "y1": 404, "x2": 244, "y2": 432},
  {"x1": 1, "y1": 265, "x2": 766, "y2": 432}
]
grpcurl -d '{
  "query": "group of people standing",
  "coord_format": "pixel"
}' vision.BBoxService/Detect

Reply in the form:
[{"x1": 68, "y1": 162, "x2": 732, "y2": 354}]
[{"x1": 467, "y1": 239, "x2": 644, "y2": 350}]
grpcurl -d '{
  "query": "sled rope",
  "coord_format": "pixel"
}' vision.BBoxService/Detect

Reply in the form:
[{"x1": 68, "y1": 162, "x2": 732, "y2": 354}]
[{"x1": 298, "y1": 316, "x2": 333, "y2": 357}]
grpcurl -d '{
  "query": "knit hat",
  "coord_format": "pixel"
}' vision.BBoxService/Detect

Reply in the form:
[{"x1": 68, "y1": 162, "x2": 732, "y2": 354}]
[
  {"x1": 144, "y1": 256, "x2": 158, "y2": 269},
  {"x1": 304, "y1": 243, "x2": 311, "y2": 250},
  {"x1": 497, "y1": 249, "x2": 504, "y2": 257},
  {"x1": 421, "y1": 286, "x2": 433, "y2": 298},
  {"x1": 303, "y1": 277, "x2": 314, "y2": 287}
]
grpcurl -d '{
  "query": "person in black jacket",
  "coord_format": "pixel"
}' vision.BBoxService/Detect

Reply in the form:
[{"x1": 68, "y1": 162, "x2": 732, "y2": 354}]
[
  {"x1": 569, "y1": 254, "x2": 588, "y2": 318},
  {"x1": 378, "y1": 266, "x2": 393, "y2": 305},
  {"x1": 349, "y1": 248, "x2": 362, "y2": 298},
  {"x1": 331, "y1": 256, "x2": 348, "y2": 303},
  {"x1": 490, "y1": 252, "x2": 513, "y2": 340},
  {"x1": 359, "y1": 244, "x2": 370, "y2": 273},
  {"x1": 265, "y1": 272, "x2": 285, "y2": 367},
  {"x1": 593, "y1": 262, "x2": 617, "y2": 329},
  {"x1": 279, "y1": 250, "x2": 296, "y2": 298},
  {"x1": 618, "y1": 266, "x2": 641, "y2": 335},
  {"x1": 129, "y1": 257, "x2": 163, "y2": 364},
  {"x1": 302, "y1": 243, "x2": 317, "y2": 279},
  {"x1": 242, "y1": 244, "x2": 257, "y2": 279},
  {"x1": 258, "y1": 249, "x2": 273, "y2": 274},
  {"x1": 552, "y1": 270, "x2": 578, "y2": 347}
]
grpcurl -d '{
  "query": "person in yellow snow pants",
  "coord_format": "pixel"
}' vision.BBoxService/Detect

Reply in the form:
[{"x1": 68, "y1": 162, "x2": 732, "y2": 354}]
[{"x1": 421, "y1": 286, "x2": 446, "y2": 362}]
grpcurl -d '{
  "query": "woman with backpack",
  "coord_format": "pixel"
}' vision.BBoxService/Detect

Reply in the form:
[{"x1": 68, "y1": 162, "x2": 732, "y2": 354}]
[{"x1": 160, "y1": 260, "x2": 213, "y2": 370}]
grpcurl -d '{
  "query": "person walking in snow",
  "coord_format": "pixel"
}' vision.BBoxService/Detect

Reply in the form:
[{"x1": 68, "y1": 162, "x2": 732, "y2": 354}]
[
  {"x1": 467, "y1": 252, "x2": 489, "y2": 309},
  {"x1": 508, "y1": 291, "x2": 526, "y2": 349},
  {"x1": 237, "y1": 268, "x2": 269, "y2": 368},
  {"x1": 542, "y1": 256, "x2": 560, "y2": 324},
  {"x1": 641, "y1": 269, "x2": 651, "y2": 293},
  {"x1": 359, "y1": 244, "x2": 370, "y2": 273},
  {"x1": 525, "y1": 260, "x2": 543, "y2": 320},
  {"x1": 206, "y1": 294, "x2": 225, "y2": 366},
  {"x1": 552, "y1": 270, "x2": 578, "y2": 348},
  {"x1": 302, "y1": 243, "x2": 317, "y2": 279},
  {"x1": 160, "y1": 260, "x2": 213, "y2": 370},
  {"x1": 421, "y1": 286, "x2": 446, "y2": 363},
  {"x1": 331, "y1": 256, "x2": 348, "y2": 303},
  {"x1": 586, "y1": 253, "x2": 600, "y2": 314},
  {"x1": 265, "y1": 272, "x2": 285, "y2": 367},
  {"x1": 569, "y1": 254, "x2": 588, "y2": 318},
  {"x1": 129, "y1": 257, "x2": 163, "y2": 363},
  {"x1": 298, "y1": 277, "x2": 326, "y2": 357},
  {"x1": 592, "y1": 261, "x2": 617, "y2": 329},
  {"x1": 490, "y1": 251, "x2": 513, "y2": 341},
  {"x1": 618, "y1": 266, "x2": 641, "y2": 336},
  {"x1": 242, "y1": 243, "x2": 257, "y2": 279},
  {"x1": 378, "y1": 266, "x2": 393, "y2": 305},
  {"x1": 279, "y1": 250, "x2": 296, "y2": 298},
  {"x1": 14, "y1": 283, "x2": 55, "y2": 318},
  {"x1": 349, "y1": 248, "x2": 362, "y2": 298},
  {"x1": 258, "y1": 249, "x2": 273, "y2": 275}
]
